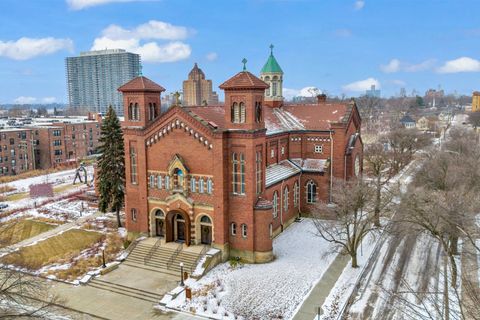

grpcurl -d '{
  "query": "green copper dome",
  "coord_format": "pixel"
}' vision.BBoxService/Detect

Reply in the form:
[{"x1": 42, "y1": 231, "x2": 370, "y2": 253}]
[{"x1": 261, "y1": 45, "x2": 283, "y2": 74}]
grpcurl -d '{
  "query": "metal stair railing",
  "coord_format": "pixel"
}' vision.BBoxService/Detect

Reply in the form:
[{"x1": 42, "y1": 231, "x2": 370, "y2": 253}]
[
  {"x1": 143, "y1": 238, "x2": 162, "y2": 265},
  {"x1": 166, "y1": 243, "x2": 183, "y2": 270}
]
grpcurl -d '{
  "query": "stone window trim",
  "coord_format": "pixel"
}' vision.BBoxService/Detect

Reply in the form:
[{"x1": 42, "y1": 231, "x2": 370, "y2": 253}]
[
  {"x1": 241, "y1": 223, "x2": 247, "y2": 238},
  {"x1": 306, "y1": 180, "x2": 317, "y2": 204},
  {"x1": 131, "y1": 208, "x2": 137, "y2": 222},
  {"x1": 314, "y1": 144, "x2": 323, "y2": 154}
]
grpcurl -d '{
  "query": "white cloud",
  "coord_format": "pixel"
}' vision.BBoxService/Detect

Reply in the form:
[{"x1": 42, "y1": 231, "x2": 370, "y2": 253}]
[
  {"x1": 67, "y1": 0, "x2": 146, "y2": 10},
  {"x1": 206, "y1": 52, "x2": 218, "y2": 61},
  {"x1": 42, "y1": 97, "x2": 57, "y2": 103},
  {"x1": 14, "y1": 96, "x2": 37, "y2": 104},
  {"x1": 283, "y1": 87, "x2": 321, "y2": 100},
  {"x1": 354, "y1": 0, "x2": 365, "y2": 10},
  {"x1": 91, "y1": 20, "x2": 192, "y2": 63},
  {"x1": 380, "y1": 58, "x2": 435, "y2": 73},
  {"x1": 342, "y1": 78, "x2": 380, "y2": 92},
  {"x1": 0, "y1": 37, "x2": 73, "y2": 60},
  {"x1": 437, "y1": 57, "x2": 480, "y2": 73},
  {"x1": 101, "y1": 20, "x2": 189, "y2": 40},
  {"x1": 380, "y1": 59, "x2": 400, "y2": 73}
]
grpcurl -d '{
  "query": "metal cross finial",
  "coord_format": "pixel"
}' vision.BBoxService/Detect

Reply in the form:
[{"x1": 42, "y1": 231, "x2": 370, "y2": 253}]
[
  {"x1": 270, "y1": 44, "x2": 274, "y2": 55},
  {"x1": 242, "y1": 58, "x2": 247, "y2": 71}
]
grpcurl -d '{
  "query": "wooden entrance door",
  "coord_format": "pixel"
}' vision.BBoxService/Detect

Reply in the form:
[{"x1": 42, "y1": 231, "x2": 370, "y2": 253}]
[
  {"x1": 201, "y1": 225, "x2": 212, "y2": 245},
  {"x1": 177, "y1": 220, "x2": 186, "y2": 241}
]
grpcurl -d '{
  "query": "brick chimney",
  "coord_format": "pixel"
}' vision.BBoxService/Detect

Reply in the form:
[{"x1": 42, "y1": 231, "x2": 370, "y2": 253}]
[{"x1": 317, "y1": 94, "x2": 327, "y2": 104}]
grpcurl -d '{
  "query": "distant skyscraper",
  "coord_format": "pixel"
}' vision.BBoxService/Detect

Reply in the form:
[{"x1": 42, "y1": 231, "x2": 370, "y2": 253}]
[
  {"x1": 66, "y1": 49, "x2": 141, "y2": 116},
  {"x1": 366, "y1": 85, "x2": 381, "y2": 98},
  {"x1": 182, "y1": 63, "x2": 219, "y2": 106}
]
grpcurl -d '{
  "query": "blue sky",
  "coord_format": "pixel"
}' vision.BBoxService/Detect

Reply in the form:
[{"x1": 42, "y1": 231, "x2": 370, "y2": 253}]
[{"x1": 1, "y1": 0, "x2": 480, "y2": 104}]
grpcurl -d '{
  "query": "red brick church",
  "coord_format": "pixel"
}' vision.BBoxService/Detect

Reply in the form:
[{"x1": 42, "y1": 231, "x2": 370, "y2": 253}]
[{"x1": 119, "y1": 49, "x2": 363, "y2": 263}]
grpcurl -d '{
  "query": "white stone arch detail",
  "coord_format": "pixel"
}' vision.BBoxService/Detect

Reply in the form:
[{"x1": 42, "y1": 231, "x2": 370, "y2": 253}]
[
  {"x1": 149, "y1": 207, "x2": 166, "y2": 237},
  {"x1": 194, "y1": 212, "x2": 214, "y2": 245}
]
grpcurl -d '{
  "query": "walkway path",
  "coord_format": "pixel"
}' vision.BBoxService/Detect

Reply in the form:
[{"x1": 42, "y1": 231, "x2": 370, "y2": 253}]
[
  {"x1": 0, "y1": 211, "x2": 103, "y2": 255},
  {"x1": 292, "y1": 253, "x2": 350, "y2": 320}
]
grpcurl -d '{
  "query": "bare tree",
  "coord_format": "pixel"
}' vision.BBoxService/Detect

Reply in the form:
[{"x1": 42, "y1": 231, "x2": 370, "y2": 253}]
[
  {"x1": 0, "y1": 267, "x2": 64, "y2": 318},
  {"x1": 467, "y1": 111, "x2": 480, "y2": 130},
  {"x1": 384, "y1": 128, "x2": 431, "y2": 173},
  {"x1": 363, "y1": 142, "x2": 396, "y2": 227},
  {"x1": 311, "y1": 178, "x2": 377, "y2": 268}
]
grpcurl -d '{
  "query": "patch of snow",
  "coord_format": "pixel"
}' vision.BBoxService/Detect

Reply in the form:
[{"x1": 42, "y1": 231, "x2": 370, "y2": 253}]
[{"x1": 165, "y1": 219, "x2": 338, "y2": 319}]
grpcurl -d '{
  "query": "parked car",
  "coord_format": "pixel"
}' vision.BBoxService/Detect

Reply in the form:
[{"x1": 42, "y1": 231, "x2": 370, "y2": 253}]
[{"x1": 0, "y1": 203, "x2": 9, "y2": 210}]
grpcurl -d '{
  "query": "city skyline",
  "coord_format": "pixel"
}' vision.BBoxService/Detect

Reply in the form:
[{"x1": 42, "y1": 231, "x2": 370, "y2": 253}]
[{"x1": 2, "y1": 0, "x2": 480, "y2": 104}]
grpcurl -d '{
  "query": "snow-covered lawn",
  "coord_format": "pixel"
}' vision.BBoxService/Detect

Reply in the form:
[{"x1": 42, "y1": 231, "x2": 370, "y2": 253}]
[{"x1": 165, "y1": 219, "x2": 337, "y2": 319}]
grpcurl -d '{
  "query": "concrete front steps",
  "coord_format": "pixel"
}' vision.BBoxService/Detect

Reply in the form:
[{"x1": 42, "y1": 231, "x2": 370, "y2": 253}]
[
  {"x1": 123, "y1": 240, "x2": 204, "y2": 276},
  {"x1": 88, "y1": 278, "x2": 163, "y2": 303}
]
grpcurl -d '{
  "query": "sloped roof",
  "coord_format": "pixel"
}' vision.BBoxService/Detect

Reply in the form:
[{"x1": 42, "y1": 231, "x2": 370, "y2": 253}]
[
  {"x1": 219, "y1": 71, "x2": 269, "y2": 90},
  {"x1": 261, "y1": 53, "x2": 283, "y2": 74},
  {"x1": 290, "y1": 158, "x2": 328, "y2": 172},
  {"x1": 184, "y1": 101, "x2": 352, "y2": 134},
  {"x1": 118, "y1": 76, "x2": 166, "y2": 93},
  {"x1": 265, "y1": 160, "x2": 301, "y2": 187},
  {"x1": 399, "y1": 115, "x2": 415, "y2": 123}
]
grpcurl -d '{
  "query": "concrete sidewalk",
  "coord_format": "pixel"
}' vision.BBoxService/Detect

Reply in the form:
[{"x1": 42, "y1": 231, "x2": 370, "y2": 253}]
[
  {"x1": 0, "y1": 211, "x2": 103, "y2": 254},
  {"x1": 292, "y1": 253, "x2": 350, "y2": 320}
]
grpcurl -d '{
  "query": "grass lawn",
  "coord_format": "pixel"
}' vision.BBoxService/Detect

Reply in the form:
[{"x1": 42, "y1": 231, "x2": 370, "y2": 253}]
[
  {"x1": 1, "y1": 228, "x2": 104, "y2": 270},
  {"x1": 3, "y1": 184, "x2": 79, "y2": 202},
  {"x1": 0, "y1": 219, "x2": 57, "y2": 248},
  {"x1": 5, "y1": 192, "x2": 28, "y2": 201}
]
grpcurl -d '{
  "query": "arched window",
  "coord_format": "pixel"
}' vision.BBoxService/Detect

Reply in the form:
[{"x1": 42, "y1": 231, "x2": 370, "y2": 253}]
[
  {"x1": 272, "y1": 82, "x2": 277, "y2": 96},
  {"x1": 232, "y1": 102, "x2": 240, "y2": 123},
  {"x1": 255, "y1": 101, "x2": 262, "y2": 123},
  {"x1": 231, "y1": 222, "x2": 237, "y2": 236},
  {"x1": 130, "y1": 147, "x2": 137, "y2": 184},
  {"x1": 207, "y1": 178, "x2": 213, "y2": 194},
  {"x1": 199, "y1": 178, "x2": 205, "y2": 193},
  {"x1": 255, "y1": 151, "x2": 262, "y2": 195},
  {"x1": 148, "y1": 103, "x2": 153, "y2": 120},
  {"x1": 241, "y1": 224, "x2": 247, "y2": 238},
  {"x1": 133, "y1": 103, "x2": 139, "y2": 121},
  {"x1": 155, "y1": 209, "x2": 164, "y2": 217},
  {"x1": 153, "y1": 103, "x2": 158, "y2": 118},
  {"x1": 174, "y1": 168, "x2": 184, "y2": 190},
  {"x1": 269, "y1": 223, "x2": 273, "y2": 238},
  {"x1": 232, "y1": 152, "x2": 238, "y2": 194},
  {"x1": 240, "y1": 153, "x2": 245, "y2": 194},
  {"x1": 294, "y1": 182, "x2": 299, "y2": 207},
  {"x1": 239, "y1": 102, "x2": 246, "y2": 123},
  {"x1": 190, "y1": 177, "x2": 196, "y2": 192},
  {"x1": 200, "y1": 215, "x2": 211, "y2": 224},
  {"x1": 131, "y1": 208, "x2": 137, "y2": 222},
  {"x1": 273, "y1": 191, "x2": 278, "y2": 218},
  {"x1": 284, "y1": 186, "x2": 289, "y2": 212},
  {"x1": 307, "y1": 180, "x2": 317, "y2": 203},
  {"x1": 128, "y1": 103, "x2": 133, "y2": 120}
]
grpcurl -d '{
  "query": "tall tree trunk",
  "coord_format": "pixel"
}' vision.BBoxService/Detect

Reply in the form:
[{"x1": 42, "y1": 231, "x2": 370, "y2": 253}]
[
  {"x1": 449, "y1": 253, "x2": 458, "y2": 288},
  {"x1": 449, "y1": 236, "x2": 459, "y2": 255},
  {"x1": 351, "y1": 251, "x2": 359, "y2": 268},
  {"x1": 374, "y1": 176, "x2": 381, "y2": 227},
  {"x1": 116, "y1": 207, "x2": 122, "y2": 228}
]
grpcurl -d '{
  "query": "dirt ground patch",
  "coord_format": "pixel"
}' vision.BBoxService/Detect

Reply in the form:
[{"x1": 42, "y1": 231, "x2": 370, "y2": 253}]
[
  {"x1": 1, "y1": 228, "x2": 104, "y2": 270},
  {"x1": 0, "y1": 219, "x2": 57, "y2": 248}
]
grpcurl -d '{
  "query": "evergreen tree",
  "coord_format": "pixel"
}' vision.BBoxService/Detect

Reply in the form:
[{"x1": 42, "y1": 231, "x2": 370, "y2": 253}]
[{"x1": 97, "y1": 106, "x2": 125, "y2": 227}]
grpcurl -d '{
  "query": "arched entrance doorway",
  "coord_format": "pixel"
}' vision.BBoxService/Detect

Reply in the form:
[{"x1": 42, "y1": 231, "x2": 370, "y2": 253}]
[
  {"x1": 154, "y1": 209, "x2": 165, "y2": 237},
  {"x1": 166, "y1": 210, "x2": 191, "y2": 245},
  {"x1": 199, "y1": 215, "x2": 212, "y2": 245}
]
